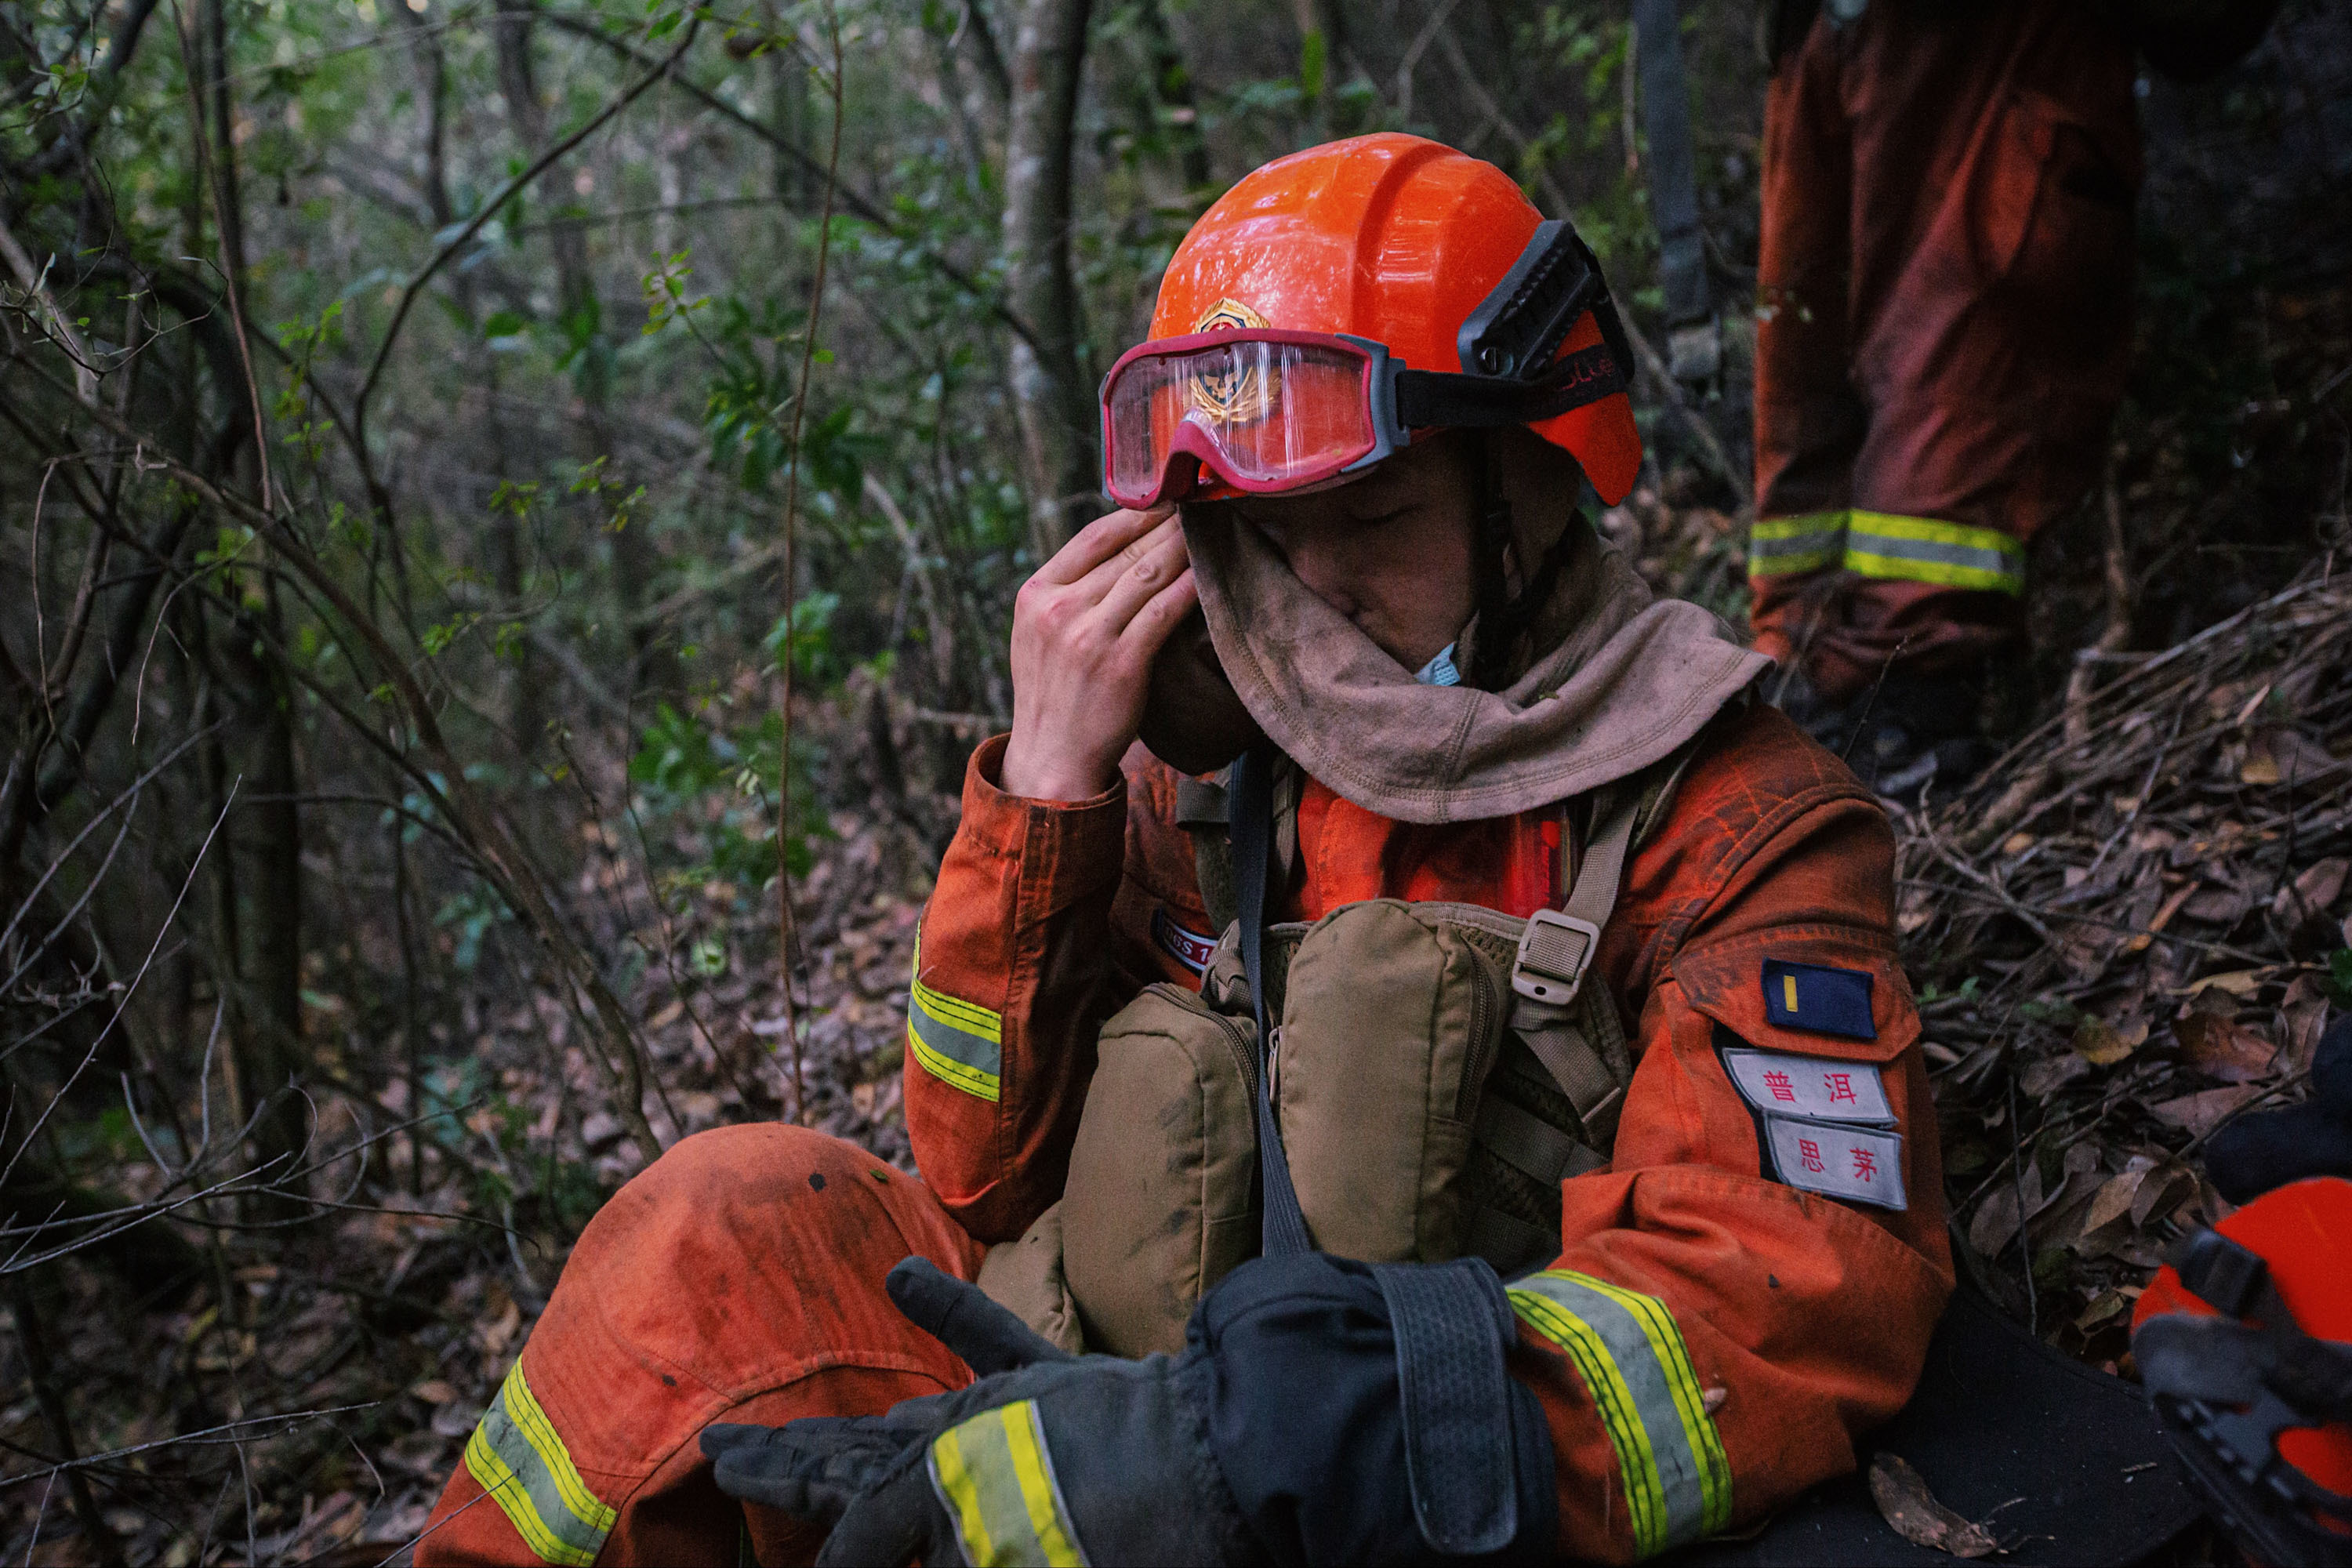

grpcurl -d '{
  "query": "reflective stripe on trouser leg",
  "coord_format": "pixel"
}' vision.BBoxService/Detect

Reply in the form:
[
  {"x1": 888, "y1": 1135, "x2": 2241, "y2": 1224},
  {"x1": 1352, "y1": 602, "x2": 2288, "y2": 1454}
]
[
  {"x1": 1842, "y1": 511, "x2": 2024, "y2": 594},
  {"x1": 1748, "y1": 512, "x2": 1848, "y2": 578},
  {"x1": 928, "y1": 1400, "x2": 1090, "y2": 1567},
  {"x1": 1508, "y1": 1271, "x2": 1731, "y2": 1558},
  {"x1": 906, "y1": 927, "x2": 1004, "y2": 1102},
  {"x1": 463, "y1": 1361, "x2": 619, "y2": 1566}
]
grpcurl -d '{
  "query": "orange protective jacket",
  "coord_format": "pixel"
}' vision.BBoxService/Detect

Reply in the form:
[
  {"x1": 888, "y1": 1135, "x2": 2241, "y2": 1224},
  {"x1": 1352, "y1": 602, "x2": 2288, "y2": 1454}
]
[{"x1": 906, "y1": 703, "x2": 1953, "y2": 1560}]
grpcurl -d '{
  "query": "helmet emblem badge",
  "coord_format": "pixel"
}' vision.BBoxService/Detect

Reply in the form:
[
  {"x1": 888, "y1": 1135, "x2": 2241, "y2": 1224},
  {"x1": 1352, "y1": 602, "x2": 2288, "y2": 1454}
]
[{"x1": 1187, "y1": 299, "x2": 1277, "y2": 426}]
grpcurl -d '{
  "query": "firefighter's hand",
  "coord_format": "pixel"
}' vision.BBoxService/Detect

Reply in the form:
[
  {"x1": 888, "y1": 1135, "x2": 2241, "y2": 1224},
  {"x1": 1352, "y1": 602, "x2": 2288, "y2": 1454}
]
[{"x1": 1001, "y1": 506, "x2": 1198, "y2": 801}]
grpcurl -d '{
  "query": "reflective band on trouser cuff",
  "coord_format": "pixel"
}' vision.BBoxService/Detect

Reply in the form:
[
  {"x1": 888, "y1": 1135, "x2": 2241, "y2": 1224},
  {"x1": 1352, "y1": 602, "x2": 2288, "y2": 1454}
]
[
  {"x1": 463, "y1": 1361, "x2": 618, "y2": 1567},
  {"x1": 1748, "y1": 512, "x2": 1847, "y2": 578},
  {"x1": 1842, "y1": 511, "x2": 2024, "y2": 595},
  {"x1": 1507, "y1": 1272, "x2": 1732, "y2": 1559},
  {"x1": 907, "y1": 929, "x2": 1004, "y2": 1103},
  {"x1": 928, "y1": 1400, "x2": 1090, "y2": 1567}
]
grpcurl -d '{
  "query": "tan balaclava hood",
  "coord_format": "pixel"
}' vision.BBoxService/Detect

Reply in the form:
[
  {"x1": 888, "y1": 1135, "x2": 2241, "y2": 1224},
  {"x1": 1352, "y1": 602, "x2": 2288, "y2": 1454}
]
[{"x1": 1160, "y1": 430, "x2": 1768, "y2": 824}]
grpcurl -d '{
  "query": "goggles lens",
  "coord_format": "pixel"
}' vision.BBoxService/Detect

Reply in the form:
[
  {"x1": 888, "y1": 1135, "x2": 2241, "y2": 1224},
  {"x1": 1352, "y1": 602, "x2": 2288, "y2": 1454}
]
[{"x1": 1104, "y1": 335, "x2": 1378, "y2": 507}]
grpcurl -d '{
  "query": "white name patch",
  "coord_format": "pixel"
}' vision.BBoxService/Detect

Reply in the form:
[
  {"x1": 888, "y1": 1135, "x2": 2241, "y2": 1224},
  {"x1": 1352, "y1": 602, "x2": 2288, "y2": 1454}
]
[
  {"x1": 1762, "y1": 1114, "x2": 1907, "y2": 1210},
  {"x1": 1153, "y1": 908, "x2": 1217, "y2": 976},
  {"x1": 1722, "y1": 1047, "x2": 1893, "y2": 1126}
]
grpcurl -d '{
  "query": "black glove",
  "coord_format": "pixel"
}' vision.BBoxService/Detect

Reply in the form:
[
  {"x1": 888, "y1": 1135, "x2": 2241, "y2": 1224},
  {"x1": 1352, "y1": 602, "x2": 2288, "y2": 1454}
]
[
  {"x1": 702, "y1": 1252, "x2": 1559, "y2": 1567},
  {"x1": 2205, "y1": 1014, "x2": 2352, "y2": 1203}
]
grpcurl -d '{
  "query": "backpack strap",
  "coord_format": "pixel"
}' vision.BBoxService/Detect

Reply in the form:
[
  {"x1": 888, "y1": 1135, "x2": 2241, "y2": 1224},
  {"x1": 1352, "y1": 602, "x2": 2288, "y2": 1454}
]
[
  {"x1": 1232, "y1": 746, "x2": 1316, "y2": 1258},
  {"x1": 1502, "y1": 785, "x2": 1642, "y2": 1148},
  {"x1": 1181, "y1": 764, "x2": 1298, "y2": 938}
]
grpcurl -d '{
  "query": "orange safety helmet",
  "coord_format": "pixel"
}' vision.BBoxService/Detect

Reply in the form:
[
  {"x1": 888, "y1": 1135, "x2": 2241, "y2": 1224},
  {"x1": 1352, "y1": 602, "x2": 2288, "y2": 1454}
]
[
  {"x1": 2132, "y1": 1178, "x2": 2352, "y2": 1563},
  {"x1": 1107, "y1": 133, "x2": 1644, "y2": 509}
]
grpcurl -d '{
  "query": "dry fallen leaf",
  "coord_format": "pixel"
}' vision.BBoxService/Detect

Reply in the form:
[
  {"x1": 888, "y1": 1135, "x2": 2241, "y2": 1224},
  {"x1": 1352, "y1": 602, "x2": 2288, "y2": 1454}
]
[
  {"x1": 414, "y1": 1379, "x2": 457, "y2": 1405},
  {"x1": 2291, "y1": 857, "x2": 2350, "y2": 914},
  {"x1": 2181, "y1": 885, "x2": 2253, "y2": 924},
  {"x1": 2150, "y1": 1084, "x2": 2263, "y2": 1136},
  {"x1": 2132, "y1": 1164, "x2": 2198, "y2": 1229},
  {"x1": 2080, "y1": 1167, "x2": 2147, "y2": 1240},
  {"x1": 1867, "y1": 1453, "x2": 1999, "y2": 1558},
  {"x1": 2176, "y1": 1014, "x2": 2278, "y2": 1083},
  {"x1": 2020, "y1": 1053, "x2": 2092, "y2": 1098},
  {"x1": 2074, "y1": 1017, "x2": 2147, "y2": 1067},
  {"x1": 2180, "y1": 968, "x2": 2267, "y2": 999},
  {"x1": 1968, "y1": 1161, "x2": 2044, "y2": 1258},
  {"x1": 2280, "y1": 974, "x2": 2332, "y2": 1075}
]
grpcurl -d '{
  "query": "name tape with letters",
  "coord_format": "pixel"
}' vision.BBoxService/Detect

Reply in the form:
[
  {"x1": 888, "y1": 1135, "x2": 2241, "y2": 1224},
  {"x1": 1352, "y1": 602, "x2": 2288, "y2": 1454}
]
[
  {"x1": 1720, "y1": 1047, "x2": 1894, "y2": 1126},
  {"x1": 1762, "y1": 1114, "x2": 1907, "y2": 1210}
]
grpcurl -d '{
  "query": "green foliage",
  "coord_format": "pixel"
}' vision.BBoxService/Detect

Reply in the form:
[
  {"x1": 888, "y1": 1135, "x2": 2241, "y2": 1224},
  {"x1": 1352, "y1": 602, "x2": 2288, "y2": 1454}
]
[
  {"x1": 2327, "y1": 949, "x2": 2352, "y2": 1008},
  {"x1": 627, "y1": 701, "x2": 831, "y2": 896},
  {"x1": 434, "y1": 884, "x2": 514, "y2": 973}
]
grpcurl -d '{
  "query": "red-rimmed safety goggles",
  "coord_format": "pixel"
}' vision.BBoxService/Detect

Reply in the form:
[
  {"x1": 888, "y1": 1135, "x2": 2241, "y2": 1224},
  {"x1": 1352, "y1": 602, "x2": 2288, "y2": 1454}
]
[
  {"x1": 1102, "y1": 329, "x2": 1410, "y2": 510},
  {"x1": 1100, "y1": 221, "x2": 1632, "y2": 510}
]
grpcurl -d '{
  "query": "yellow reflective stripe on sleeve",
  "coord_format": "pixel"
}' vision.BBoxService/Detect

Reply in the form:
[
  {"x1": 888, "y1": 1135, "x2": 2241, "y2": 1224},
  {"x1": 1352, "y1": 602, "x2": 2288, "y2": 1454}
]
[
  {"x1": 1509, "y1": 1271, "x2": 1731, "y2": 1557},
  {"x1": 927, "y1": 1401, "x2": 1089, "y2": 1567},
  {"x1": 1748, "y1": 511, "x2": 1848, "y2": 577},
  {"x1": 907, "y1": 927, "x2": 1004, "y2": 1103},
  {"x1": 1842, "y1": 510, "x2": 2025, "y2": 594},
  {"x1": 462, "y1": 1362, "x2": 618, "y2": 1567},
  {"x1": 1507, "y1": 1287, "x2": 1672, "y2": 1551}
]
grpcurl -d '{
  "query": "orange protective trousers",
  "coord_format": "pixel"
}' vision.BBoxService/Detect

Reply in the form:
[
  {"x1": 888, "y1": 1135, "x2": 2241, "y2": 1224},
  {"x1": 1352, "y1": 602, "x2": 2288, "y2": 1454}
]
[{"x1": 1749, "y1": 0, "x2": 2139, "y2": 700}]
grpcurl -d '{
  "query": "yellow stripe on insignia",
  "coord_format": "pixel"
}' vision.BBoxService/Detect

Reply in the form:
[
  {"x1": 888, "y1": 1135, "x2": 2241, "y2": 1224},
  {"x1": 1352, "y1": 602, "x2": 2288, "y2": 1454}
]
[
  {"x1": 1783, "y1": 975, "x2": 1799, "y2": 1013},
  {"x1": 907, "y1": 927, "x2": 1004, "y2": 1103},
  {"x1": 1510, "y1": 1272, "x2": 1732, "y2": 1555},
  {"x1": 928, "y1": 1402, "x2": 1088, "y2": 1566},
  {"x1": 462, "y1": 1363, "x2": 616, "y2": 1567},
  {"x1": 1842, "y1": 510, "x2": 2024, "y2": 594}
]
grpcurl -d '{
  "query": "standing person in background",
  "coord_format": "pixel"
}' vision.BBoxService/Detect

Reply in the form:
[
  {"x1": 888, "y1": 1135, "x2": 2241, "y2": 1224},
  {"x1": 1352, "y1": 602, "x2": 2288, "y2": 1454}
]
[{"x1": 1747, "y1": 0, "x2": 2275, "y2": 795}]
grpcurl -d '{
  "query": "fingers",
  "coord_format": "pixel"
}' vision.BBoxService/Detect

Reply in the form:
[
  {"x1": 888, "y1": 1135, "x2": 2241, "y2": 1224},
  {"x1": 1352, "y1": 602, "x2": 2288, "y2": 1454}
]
[
  {"x1": 1030, "y1": 504, "x2": 1176, "y2": 587},
  {"x1": 1071, "y1": 517, "x2": 1192, "y2": 637},
  {"x1": 887, "y1": 1258, "x2": 1073, "y2": 1375},
  {"x1": 1117, "y1": 566, "x2": 1200, "y2": 656},
  {"x1": 815, "y1": 1465, "x2": 947, "y2": 1568}
]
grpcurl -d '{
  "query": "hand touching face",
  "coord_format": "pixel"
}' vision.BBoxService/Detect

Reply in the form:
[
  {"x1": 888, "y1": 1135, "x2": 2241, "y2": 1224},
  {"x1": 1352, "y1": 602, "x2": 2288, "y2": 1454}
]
[{"x1": 998, "y1": 508, "x2": 1199, "y2": 802}]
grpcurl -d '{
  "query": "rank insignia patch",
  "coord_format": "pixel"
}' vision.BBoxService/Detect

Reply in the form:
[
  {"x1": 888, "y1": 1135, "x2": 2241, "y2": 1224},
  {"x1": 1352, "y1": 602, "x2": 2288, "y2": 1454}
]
[{"x1": 1762, "y1": 958, "x2": 1876, "y2": 1040}]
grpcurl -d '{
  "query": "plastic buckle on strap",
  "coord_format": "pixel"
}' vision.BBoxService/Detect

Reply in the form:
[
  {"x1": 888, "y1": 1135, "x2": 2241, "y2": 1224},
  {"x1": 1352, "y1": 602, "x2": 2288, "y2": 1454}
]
[{"x1": 1512, "y1": 907, "x2": 1602, "y2": 1006}]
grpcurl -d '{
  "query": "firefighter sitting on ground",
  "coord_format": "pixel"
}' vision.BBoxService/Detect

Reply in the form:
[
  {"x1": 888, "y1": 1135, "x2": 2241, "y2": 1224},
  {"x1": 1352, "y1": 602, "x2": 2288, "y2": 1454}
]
[{"x1": 419, "y1": 135, "x2": 1953, "y2": 1567}]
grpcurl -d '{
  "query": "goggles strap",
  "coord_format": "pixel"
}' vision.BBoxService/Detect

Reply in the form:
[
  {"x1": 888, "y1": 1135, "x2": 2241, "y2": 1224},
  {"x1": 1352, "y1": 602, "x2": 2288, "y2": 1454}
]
[{"x1": 1394, "y1": 340, "x2": 1628, "y2": 433}]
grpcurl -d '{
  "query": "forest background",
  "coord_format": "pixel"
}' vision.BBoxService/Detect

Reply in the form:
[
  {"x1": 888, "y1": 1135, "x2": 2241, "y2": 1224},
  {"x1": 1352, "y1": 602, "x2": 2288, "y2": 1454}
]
[{"x1": 0, "y1": 0, "x2": 2348, "y2": 1560}]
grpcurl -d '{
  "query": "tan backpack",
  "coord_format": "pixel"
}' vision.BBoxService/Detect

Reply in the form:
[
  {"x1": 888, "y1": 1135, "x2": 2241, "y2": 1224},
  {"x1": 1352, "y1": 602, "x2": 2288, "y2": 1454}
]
[{"x1": 978, "y1": 750, "x2": 1691, "y2": 1357}]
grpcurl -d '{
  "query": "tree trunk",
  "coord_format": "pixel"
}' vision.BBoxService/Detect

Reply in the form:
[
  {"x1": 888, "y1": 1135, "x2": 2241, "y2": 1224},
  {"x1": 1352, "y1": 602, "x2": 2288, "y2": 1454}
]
[
  {"x1": 198, "y1": 0, "x2": 307, "y2": 1172},
  {"x1": 1137, "y1": 0, "x2": 1210, "y2": 192},
  {"x1": 1000, "y1": 0, "x2": 1099, "y2": 558},
  {"x1": 495, "y1": 0, "x2": 667, "y2": 707}
]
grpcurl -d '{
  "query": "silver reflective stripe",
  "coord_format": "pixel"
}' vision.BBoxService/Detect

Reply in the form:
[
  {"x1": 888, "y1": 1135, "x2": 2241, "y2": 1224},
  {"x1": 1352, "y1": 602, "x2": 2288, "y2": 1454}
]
[
  {"x1": 1508, "y1": 1272, "x2": 1731, "y2": 1558},
  {"x1": 1747, "y1": 512, "x2": 1846, "y2": 577},
  {"x1": 463, "y1": 1362, "x2": 617, "y2": 1566},
  {"x1": 907, "y1": 928, "x2": 1004, "y2": 1102},
  {"x1": 928, "y1": 1400, "x2": 1089, "y2": 1567},
  {"x1": 1842, "y1": 511, "x2": 2024, "y2": 593}
]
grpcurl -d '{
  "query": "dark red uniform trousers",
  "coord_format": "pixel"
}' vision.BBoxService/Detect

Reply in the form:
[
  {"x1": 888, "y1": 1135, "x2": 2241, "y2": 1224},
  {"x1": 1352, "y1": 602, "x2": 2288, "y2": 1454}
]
[{"x1": 1749, "y1": 0, "x2": 2140, "y2": 700}]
